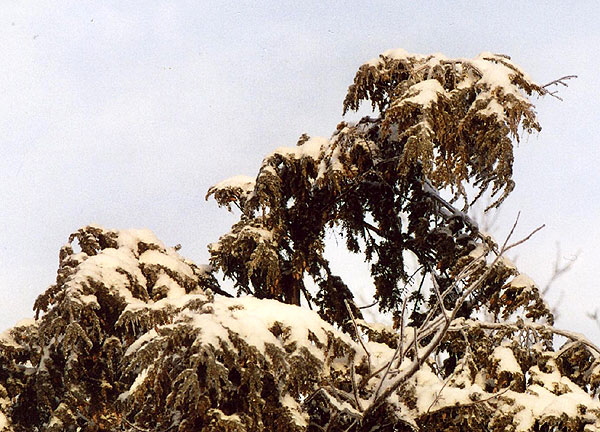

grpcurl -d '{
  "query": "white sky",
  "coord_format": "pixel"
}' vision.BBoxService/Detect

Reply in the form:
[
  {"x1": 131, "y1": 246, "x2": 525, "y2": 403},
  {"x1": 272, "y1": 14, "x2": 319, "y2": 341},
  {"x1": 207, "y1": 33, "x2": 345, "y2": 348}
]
[{"x1": 1, "y1": 2, "x2": 599, "y2": 340}]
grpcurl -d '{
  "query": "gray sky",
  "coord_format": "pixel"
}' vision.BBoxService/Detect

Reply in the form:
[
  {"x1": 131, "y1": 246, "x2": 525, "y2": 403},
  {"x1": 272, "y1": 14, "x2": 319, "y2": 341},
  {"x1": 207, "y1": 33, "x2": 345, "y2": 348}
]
[{"x1": 1, "y1": 1, "x2": 599, "y2": 339}]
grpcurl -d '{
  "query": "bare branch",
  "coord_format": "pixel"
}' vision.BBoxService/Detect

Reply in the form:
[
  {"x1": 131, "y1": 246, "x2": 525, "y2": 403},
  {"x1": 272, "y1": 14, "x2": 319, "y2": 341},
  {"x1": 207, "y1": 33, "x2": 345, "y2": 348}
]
[
  {"x1": 587, "y1": 309, "x2": 600, "y2": 332},
  {"x1": 363, "y1": 216, "x2": 543, "y2": 419},
  {"x1": 345, "y1": 299, "x2": 371, "y2": 374},
  {"x1": 500, "y1": 213, "x2": 545, "y2": 254},
  {"x1": 540, "y1": 75, "x2": 577, "y2": 100},
  {"x1": 431, "y1": 275, "x2": 450, "y2": 325},
  {"x1": 426, "y1": 369, "x2": 455, "y2": 413},
  {"x1": 450, "y1": 319, "x2": 600, "y2": 357},
  {"x1": 542, "y1": 244, "x2": 580, "y2": 296},
  {"x1": 374, "y1": 296, "x2": 408, "y2": 400},
  {"x1": 350, "y1": 364, "x2": 364, "y2": 412},
  {"x1": 358, "y1": 300, "x2": 379, "y2": 310}
]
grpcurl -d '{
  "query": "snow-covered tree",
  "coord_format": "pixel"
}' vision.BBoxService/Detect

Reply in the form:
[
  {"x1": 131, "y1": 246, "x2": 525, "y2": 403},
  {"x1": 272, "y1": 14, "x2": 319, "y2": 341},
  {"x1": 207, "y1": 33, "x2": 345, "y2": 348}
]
[
  {"x1": 1, "y1": 50, "x2": 597, "y2": 432},
  {"x1": 207, "y1": 49, "x2": 551, "y2": 329}
]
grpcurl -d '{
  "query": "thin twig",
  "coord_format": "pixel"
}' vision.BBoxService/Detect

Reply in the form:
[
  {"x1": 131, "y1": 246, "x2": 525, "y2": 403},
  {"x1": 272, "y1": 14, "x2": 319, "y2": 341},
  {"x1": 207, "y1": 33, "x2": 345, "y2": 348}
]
[
  {"x1": 426, "y1": 370, "x2": 455, "y2": 413},
  {"x1": 498, "y1": 212, "x2": 544, "y2": 256},
  {"x1": 450, "y1": 319, "x2": 600, "y2": 357},
  {"x1": 500, "y1": 211, "x2": 521, "y2": 252},
  {"x1": 427, "y1": 328, "x2": 474, "y2": 414},
  {"x1": 396, "y1": 295, "x2": 408, "y2": 369},
  {"x1": 123, "y1": 419, "x2": 149, "y2": 432},
  {"x1": 350, "y1": 363, "x2": 364, "y2": 412},
  {"x1": 431, "y1": 275, "x2": 449, "y2": 324},
  {"x1": 343, "y1": 419, "x2": 358, "y2": 432},
  {"x1": 418, "y1": 249, "x2": 488, "y2": 334},
  {"x1": 474, "y1": 387, "x2": 510, "y2": 404},
  {"x1": 345, "y1": 299, "x2": 372, "y2": 374},
  {"x1": 542, "y1": 244, "x2": 580, "y2": 296},
  {"x1": 359, "y1": 300, "x2": 379, "y2": 310},
  {"x1": 364, "y1": 215, "x2": 539, "y2": 418},
  {"x1": 412, "y1": 327, "x2": 420, "y2": 366},
  {"x1": 122, "y1": 418, "x2": 175, "y2": 432},
  {"x1": 503, "y1": 224, "x2": 545, "y2": 254},
  {"x1": 364, "y1": 362, "x2": 394, "y2": 385},
  {"x1": 542, "y1": 75, "x2": 577, "y2": 88},
  {"x1": 540, "y1": 75, "x2": 577, "y2": 101},
  {"x1": 373, "y1": 296, "x2": 408, "y2": 400}
]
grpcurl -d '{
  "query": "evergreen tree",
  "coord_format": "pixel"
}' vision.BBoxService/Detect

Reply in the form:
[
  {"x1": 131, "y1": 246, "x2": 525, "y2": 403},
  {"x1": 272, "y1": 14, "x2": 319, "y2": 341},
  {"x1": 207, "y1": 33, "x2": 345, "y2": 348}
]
[
  {"x1": 1, "y1": 50, "x2": 597, "y2": 432},
  {"x1": 207, "y1": 49, "x2": 550, "y2": 328}
]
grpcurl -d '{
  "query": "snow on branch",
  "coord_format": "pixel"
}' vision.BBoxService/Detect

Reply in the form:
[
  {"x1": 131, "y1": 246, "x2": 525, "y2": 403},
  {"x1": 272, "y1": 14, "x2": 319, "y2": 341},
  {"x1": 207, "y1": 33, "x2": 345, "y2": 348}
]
[{"x1": 1, "y1": 48, "x2": 590, "y2": 432}]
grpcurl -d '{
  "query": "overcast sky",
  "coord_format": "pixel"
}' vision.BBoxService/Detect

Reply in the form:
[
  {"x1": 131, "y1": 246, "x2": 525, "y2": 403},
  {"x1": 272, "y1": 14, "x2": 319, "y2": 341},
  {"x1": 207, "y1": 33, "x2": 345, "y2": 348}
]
[{"x1": 1, "y1": 1, "x2": 599, "y2": 340}]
